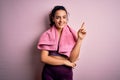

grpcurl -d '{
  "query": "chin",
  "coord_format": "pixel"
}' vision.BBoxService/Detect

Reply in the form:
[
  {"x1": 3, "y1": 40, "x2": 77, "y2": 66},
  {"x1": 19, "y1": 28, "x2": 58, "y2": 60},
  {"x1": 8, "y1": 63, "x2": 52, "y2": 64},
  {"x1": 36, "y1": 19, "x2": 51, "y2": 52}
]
[
  {"x1": 59, "y1": 24, "x2": 67, "y2": 28},
  {"x1": 59, "y1": 26, "x2": 65, "y2": 29},
  {"x1": 55, "y1": 24, "x2": 67, "y2": 29}
]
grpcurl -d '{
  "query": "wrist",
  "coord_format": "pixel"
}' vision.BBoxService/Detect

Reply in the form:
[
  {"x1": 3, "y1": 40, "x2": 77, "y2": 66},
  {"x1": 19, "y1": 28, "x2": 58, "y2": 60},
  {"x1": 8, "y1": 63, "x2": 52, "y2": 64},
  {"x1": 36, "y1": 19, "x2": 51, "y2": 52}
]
[
  {"x1": 78, "y1": 37, "x2": 83, "y2": 40},
  {"x1": 63, "y1": 60, "x2": 67, "y2": 65},
  {"x1": 77, "y1": 38, "x2": 83, "y2": 42},
  {"x1": 76, "y1": 38, "x2": 82, "y2": 46}
]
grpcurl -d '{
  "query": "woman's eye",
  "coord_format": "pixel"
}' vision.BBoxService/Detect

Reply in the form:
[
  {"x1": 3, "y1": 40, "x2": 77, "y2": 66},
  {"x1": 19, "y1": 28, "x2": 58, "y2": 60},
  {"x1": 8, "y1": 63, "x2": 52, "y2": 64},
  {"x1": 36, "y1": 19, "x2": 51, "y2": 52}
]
[
  {"x1": 63, "y1": 16, "x2": 66, "y2": 19},
  {"x1": 55, "y1": 16, "x2": 60, "y2": 19},
  {"x1": 55, "y1": 16, "x2": 67, "y2": 19}
]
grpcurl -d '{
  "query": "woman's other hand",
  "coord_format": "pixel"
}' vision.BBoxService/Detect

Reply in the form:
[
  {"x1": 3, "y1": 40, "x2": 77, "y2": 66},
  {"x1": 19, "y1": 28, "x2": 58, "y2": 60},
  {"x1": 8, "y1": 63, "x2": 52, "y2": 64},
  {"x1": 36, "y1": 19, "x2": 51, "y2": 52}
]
[
  {"x1": 64, "y1": 60, "x2": 76, "y2": 68},
  {"x1": 77, "y1": 22, "x2": 87, "y2": 40}
]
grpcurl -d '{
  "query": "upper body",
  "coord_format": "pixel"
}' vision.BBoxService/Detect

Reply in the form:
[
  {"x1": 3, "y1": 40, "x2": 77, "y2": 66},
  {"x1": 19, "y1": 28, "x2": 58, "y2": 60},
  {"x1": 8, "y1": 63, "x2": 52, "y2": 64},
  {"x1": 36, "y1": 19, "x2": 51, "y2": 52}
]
[{"x1": 38, "y1": 6, "x2": 86, "y2": 68}]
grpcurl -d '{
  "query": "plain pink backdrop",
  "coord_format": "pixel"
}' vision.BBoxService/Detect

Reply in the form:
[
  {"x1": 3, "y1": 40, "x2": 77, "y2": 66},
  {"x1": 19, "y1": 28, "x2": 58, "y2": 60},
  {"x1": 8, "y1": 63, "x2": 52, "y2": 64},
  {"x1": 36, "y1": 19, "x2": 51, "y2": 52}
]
[{"x1": 0, "y1": 0, "x2": 120, "y2": 80}]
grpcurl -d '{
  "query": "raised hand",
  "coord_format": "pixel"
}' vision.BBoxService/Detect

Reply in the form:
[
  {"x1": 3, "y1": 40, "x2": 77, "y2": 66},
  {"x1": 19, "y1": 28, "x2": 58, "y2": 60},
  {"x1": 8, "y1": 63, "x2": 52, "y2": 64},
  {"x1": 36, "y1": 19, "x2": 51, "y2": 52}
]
[{"x1": 77, "y1": 22, "x2": 87, "y2": 40}]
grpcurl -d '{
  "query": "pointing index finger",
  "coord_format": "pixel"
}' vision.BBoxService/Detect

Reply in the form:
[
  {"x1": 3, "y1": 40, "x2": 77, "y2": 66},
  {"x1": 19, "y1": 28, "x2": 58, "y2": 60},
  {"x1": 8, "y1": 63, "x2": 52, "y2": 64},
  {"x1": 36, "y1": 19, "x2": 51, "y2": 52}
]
[{"x1": 81, "y1": 22, "x2": 85, "y2": 29}]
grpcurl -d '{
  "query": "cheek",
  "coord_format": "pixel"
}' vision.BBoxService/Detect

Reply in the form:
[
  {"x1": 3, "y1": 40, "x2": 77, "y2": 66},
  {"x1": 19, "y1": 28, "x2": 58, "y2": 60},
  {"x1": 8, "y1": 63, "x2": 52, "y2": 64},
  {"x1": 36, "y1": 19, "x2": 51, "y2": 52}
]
[
  {"x1": 65, "y1": 19, "x2": 67, "y2": 22},
  {"x1": 54, "y1": 19, "x2": 60, "y2": 23},
  {"x1": 54, "y1": 20, "x2": 58, "y2": 24},
  {"x1": 63, "y1": 19, "x2": 67, "y2": 23},
  {"x1": 53, "y1": 18, "x2": 58, "y2": 22}
]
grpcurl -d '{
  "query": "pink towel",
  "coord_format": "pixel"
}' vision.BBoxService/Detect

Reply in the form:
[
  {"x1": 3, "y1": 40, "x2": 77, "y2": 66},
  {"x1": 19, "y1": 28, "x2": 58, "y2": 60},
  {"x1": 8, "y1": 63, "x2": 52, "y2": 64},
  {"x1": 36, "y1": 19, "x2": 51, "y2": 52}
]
[{"x1": 37, "y1": 25, "x2": 77, "y2": 57}]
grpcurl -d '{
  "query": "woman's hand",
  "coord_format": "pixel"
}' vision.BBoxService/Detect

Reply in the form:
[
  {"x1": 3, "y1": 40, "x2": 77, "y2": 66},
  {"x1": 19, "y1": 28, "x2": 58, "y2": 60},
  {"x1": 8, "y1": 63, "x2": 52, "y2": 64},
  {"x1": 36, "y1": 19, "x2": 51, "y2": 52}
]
[
  {"x1": 77, "y1": 22, "x2": 87, "y2": 40},
  {"x1": 64, "y1": 60, "x2": 76, "y2": 68}
]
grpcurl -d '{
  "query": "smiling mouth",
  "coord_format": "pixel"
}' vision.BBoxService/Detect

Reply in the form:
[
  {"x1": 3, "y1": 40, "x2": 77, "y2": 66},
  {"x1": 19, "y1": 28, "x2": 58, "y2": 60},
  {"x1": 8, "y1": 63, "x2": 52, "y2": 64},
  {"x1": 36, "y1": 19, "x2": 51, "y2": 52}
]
[{"x1": 59, "y1": 23, "x2": 65, "y2": 25}]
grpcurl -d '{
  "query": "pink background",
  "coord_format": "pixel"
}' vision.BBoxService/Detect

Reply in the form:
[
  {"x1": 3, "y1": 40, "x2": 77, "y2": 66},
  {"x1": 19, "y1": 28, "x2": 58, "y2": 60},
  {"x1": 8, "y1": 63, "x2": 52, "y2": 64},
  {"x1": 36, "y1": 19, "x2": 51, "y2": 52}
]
[{"x1": 0, "y1": 0, "x2": 120, "y2": 80}]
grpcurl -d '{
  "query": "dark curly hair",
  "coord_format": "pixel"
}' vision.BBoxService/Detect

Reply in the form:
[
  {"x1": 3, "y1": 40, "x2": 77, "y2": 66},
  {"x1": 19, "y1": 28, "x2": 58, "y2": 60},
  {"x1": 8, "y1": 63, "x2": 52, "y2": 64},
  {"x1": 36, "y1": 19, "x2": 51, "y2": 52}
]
[{"x1": 49, "y1": 5, "x2": 68, "y2": 26}]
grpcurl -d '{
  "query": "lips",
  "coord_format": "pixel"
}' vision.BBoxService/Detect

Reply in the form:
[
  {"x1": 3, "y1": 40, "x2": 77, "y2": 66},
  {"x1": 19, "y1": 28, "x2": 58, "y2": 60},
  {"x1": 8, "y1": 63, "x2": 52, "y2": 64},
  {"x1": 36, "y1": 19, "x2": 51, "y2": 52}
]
[{"x1": 59, "y1": 22, "x2": 65, "y2": 26}]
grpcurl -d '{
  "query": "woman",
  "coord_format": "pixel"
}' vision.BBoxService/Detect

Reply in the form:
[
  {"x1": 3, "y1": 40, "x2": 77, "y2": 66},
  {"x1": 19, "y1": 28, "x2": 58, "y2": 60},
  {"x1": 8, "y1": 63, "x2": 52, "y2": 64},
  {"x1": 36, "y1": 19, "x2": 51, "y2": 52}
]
[{"x1": 37, "y1": 5, "x2": 86, "y2": 80}]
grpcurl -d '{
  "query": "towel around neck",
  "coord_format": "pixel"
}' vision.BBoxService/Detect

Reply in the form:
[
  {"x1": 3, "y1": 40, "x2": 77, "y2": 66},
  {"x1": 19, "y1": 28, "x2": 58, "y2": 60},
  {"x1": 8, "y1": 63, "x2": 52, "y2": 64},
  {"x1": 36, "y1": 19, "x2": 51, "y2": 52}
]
[{"x1": 37, "y1": 25, "x2": 77, "y2": 57}]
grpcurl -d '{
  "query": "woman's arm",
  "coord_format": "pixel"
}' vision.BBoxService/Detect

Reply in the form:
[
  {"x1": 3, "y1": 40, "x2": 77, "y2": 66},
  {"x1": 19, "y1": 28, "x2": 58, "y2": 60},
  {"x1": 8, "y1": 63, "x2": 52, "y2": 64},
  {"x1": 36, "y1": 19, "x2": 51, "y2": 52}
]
[
  {"x1": 69, "y1": 22, "x2": 86, "y2": 62},
  {"x1": 40, "y1": 50, "x2": 75, "y2": 67},
  {"x1": 69, "y1": 39, "x2": 83, "y2": 62}
]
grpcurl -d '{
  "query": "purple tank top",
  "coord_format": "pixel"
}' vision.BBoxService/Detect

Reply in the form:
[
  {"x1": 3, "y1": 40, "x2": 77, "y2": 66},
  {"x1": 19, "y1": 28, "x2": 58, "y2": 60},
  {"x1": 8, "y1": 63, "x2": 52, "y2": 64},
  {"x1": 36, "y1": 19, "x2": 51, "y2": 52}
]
[
  {"x1": 49, "y1": 51, "x2": 62, "y2": 56},
  {"x1": 49, "y1": 51, "x2": 68, "y2": 58}
]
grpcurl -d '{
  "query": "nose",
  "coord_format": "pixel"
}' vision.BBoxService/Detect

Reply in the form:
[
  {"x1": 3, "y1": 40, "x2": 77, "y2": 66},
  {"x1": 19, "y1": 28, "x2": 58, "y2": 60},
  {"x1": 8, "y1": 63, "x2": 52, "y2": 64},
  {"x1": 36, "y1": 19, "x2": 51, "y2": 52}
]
[{"x1": 60, "y1": 18, "x2": 63, "y2": 22}]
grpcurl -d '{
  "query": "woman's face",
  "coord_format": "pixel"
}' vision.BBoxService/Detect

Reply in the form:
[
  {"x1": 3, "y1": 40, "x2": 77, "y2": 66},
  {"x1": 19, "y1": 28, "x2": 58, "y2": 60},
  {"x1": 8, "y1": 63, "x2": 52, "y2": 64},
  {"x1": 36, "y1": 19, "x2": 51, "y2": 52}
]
[{"x1": 53, "y1": 10, "x2": 67, "y2": 29}]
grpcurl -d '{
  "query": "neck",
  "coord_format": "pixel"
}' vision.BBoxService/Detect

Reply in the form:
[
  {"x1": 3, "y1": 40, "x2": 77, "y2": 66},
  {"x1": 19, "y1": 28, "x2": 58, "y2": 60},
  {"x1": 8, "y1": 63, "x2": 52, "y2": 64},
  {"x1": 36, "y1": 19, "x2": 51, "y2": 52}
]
[
  {"x1": 55, "y1": 26, "x2": 63, "y2": 33},
  {"x1": 57, "y1": 28, "x2": 63, "y2": 33}
]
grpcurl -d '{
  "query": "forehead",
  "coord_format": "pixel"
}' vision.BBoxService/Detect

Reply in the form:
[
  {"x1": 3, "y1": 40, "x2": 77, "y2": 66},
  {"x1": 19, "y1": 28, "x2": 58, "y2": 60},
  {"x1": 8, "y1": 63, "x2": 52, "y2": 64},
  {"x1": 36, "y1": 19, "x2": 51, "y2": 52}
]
[{"x1": 55, "y1": 10, "x2": 67, "y2": 16}]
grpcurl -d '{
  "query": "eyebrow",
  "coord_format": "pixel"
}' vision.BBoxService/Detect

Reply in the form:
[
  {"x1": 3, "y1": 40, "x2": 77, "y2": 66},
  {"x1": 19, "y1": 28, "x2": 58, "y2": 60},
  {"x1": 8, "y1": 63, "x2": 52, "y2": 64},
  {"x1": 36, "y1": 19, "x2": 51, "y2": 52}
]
[{"x1": 55, "y1": 15, "x2": 67, "y2": 17}]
